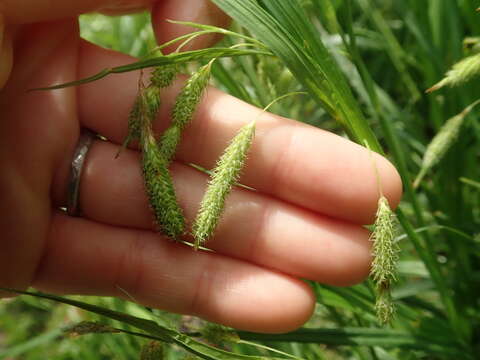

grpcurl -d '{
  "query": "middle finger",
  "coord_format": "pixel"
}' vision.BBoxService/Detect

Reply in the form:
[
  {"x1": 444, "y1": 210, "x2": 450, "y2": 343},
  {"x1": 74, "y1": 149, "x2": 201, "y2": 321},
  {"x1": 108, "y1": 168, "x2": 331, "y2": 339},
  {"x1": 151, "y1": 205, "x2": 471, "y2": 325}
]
[{"x1": 57, "y1": 139, "x2": 372, "y2": 286}]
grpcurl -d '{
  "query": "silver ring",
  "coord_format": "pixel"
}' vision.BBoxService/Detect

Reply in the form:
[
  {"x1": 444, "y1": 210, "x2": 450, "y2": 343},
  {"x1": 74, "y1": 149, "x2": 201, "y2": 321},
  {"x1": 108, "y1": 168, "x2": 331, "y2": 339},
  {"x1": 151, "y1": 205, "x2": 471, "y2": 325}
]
[{"x1": 67, "y1": 129, "x2": 96, "y2": 216}]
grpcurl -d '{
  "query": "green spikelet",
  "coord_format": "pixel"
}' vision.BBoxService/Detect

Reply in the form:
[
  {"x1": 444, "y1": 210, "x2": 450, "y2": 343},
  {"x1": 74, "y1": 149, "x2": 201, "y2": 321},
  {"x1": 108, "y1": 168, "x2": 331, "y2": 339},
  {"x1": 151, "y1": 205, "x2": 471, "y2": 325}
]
[
  {"x1": 375, "y1": 282, "x2": 395, "y2": 325},
  {"x1": 140, "y1": 341, "x2": 164, "y2": 360},
  {"x1": 427, "y1": 53, "x2": 480, "y2": 92},
  {"x1": 414, "y1": 100, "x2": 480, "y2": 188},
  {"x1": 370, "y1": 196, "x2": 398, "y2": 284},
  {"x1": 141, "y1": 127, "x2": 185, "y2": 239},
  {"x1": 370, "y1": 196, "x2": 398, "y2": 325},
  {"x1": 172, "y1": 62, "x2": 212, "y2": 130},
  {"x1": 137, "y1": 87, "x2": 185, "y2": 240},
  {"x1": 151, "y1": 63, "x2": 178, "y2": 88},
  {"x1": 157, "y1": 125, "x2": 181, "y2": 163},
  {"x1": 118, "y1": 62, "x2": 177, "y2": 159},
  {"x1": 192, "y1": 121, "x2": 255, "y2": 249},
  {"x1": 117, "y1": 85, "x2": 161, "y2": 158}
]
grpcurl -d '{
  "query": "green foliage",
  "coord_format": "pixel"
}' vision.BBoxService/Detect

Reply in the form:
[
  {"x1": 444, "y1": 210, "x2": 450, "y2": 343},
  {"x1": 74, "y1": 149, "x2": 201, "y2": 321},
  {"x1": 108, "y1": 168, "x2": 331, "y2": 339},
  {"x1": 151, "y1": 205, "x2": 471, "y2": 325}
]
[{"x1": 370, "y1": 196, "x2": 399, "y2": 324}]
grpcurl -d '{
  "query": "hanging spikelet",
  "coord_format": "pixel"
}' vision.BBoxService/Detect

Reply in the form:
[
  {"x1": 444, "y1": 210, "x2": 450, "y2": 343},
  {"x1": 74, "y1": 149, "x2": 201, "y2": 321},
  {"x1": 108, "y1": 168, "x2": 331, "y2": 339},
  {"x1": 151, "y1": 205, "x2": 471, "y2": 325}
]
[
  {"x1": 414, "y1": 99, "x2": 480, "y2": 188},
  {"x1": 370, "y1": 195, "x2": 398, "y2": 325},
  {"x1": 151, "y1": 63, "x2": 179, "y2": 89},
  {"x1": 141, "y1": 127, "x2": 186, "y2": 239},
  {"x1": 172, "y1": 61, "x2": 213, "y2": 130},
  {"x1": 192, "y1": 121, "x2": 256, "y2": 249},
  {"x1": 117, "y1": 63, "x2": 178, "y2": 158},
  {"x1": 139, "y1": 89, "x2": 185, "y2": 240},
  {"x1": 427, "y1": 53, "x2": 480, "y2": 92},
  {"x1": 157, "y1": 125, "x2": 182, "y2": 162},
  {"x1": 155, "y1": 61, "x2": 213, "y2": 165}
]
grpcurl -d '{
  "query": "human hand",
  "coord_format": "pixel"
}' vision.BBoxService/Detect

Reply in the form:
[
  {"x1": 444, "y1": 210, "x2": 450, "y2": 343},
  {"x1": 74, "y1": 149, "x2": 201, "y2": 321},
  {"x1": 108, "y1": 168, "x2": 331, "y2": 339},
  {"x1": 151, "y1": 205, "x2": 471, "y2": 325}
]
[{"x1": 0, "y1": 0, "x2": 402, "y2": 333}]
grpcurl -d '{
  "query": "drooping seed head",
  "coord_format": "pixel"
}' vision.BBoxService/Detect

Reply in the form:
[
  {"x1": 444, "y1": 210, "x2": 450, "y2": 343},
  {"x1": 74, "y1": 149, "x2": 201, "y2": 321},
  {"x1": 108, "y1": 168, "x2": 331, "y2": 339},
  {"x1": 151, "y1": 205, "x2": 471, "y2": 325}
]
[
  {"x1": 414, "y1": 100, "x2": 480, "y2": 187},
  {"x1": 375, "y1": 282, "x2": 395, "y2": 325},
  {"x1": 192, "y1": 121, "x2": 256, "y2": 249},
  {"x1": 370, "y1": 196, "x2": 398, "y2": 325},
  {"x1": 172, "y1": 62, "x2": 212, "y2": 130},
  {"x1": 151, "y1": 63, "x2": 179, "y2": 89},
  {"x1": 370, "y1": 196, "x2": 398, "y2": 284},
  {"x1": 427, "y1": 53, "x2": 480, "y2": 92},
  {"x1": 157, "y1": 125, "x2": 181, "y2": 163},
  {"x1": 141, "y1": 128, "x2": 186, "y2": 239},
  {"x1": 117, "y1": 85, "x2": 160, "y2": 158}
]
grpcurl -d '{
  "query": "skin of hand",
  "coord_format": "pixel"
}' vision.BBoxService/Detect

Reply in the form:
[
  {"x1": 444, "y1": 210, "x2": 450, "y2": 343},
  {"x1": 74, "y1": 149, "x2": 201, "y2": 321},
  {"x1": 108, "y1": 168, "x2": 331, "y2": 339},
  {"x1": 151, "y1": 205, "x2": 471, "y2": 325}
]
[{"x1": 0, "y1": 0, "x2": 402, "y2": 333}]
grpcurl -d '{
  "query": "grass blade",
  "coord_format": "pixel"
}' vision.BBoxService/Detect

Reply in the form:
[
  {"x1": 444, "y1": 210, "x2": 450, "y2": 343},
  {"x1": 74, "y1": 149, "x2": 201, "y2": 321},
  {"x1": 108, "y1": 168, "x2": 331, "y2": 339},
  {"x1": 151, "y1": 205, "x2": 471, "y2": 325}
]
[
  {"x1": 210, "y1": 0, "x2": 383, "y2": 153},
  {"x1": 0, "y1": 289, "x2": 287, "y2": 360},
  {"x1": 236, "y1": 328, "x2": 466, "y2": 357},
  {"x1": 31, "y1": 47, "x2": 272, "y2": 91}
]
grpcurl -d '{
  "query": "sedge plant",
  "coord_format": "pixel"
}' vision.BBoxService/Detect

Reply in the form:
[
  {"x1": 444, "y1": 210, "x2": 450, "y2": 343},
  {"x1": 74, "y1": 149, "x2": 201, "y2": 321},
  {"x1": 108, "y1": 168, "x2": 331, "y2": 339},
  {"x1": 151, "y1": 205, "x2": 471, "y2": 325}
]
[{"x1": 4, "y1": 2, "x2": 480, "y2": 360}]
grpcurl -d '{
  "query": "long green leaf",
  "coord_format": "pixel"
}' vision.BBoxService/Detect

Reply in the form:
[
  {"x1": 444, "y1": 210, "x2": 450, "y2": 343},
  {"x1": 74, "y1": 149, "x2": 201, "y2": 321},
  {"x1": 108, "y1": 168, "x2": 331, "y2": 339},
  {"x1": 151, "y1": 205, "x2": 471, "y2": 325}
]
[
  {"x1": 236, "y1": 327, "x2": 464, "y2": 357},
  {"x1": 210, "y1": 0, "x2": 383, "y2": 153},
  {"x1": 32, "y1": 47, "x2": 272, "y2": 91},
  {"x1": 0, "y1": 289, "x2": 288, "y2": 360}
]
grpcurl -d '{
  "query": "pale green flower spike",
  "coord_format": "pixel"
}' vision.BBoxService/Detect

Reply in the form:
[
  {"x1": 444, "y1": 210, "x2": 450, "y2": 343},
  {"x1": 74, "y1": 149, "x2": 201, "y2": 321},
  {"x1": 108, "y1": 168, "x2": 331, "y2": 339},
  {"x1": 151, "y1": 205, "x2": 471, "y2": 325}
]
[
  {"x1": 414, "y1": 99, "x2": 480, "y2": 188},
  {"x1": 370, "y1": 195, "x2": 398, "y2": 325},
  {"x1": 370, "y1": 196, "x2": 398, "y2": 284},
  {"x1": 375, "y1": 283, "x2": 395, "y2": 325},
  {"x1": 117, "y1": 63, "x2": 177, "y2": 159},
  {"x1": 151, "y1": 63, "x2": 178, "y2": 88},
  {"x1": 192, "y1": 121, "x2": 256, "y2": 249},
  {"x1": 157, "y1": 125, "x2": 181, "y2": 163},
  {"x1": 141, "y1": 128, "x2": 185, "y2": 239},
  {"x1": 427, "y1": 52, "x2": 480, "y2": 92},
  {"x1": 117, "y1": 85, "x2": 161, "y2": 158},
  {"x1": 155, "y1": 61, "x2": 213, "y2": 166},
  {"x1": 138, "y1": 87, "x2": 185, "y2": 240},
  {"x1": 172, "y1": 61, "x2": 213, "y2": 130}
]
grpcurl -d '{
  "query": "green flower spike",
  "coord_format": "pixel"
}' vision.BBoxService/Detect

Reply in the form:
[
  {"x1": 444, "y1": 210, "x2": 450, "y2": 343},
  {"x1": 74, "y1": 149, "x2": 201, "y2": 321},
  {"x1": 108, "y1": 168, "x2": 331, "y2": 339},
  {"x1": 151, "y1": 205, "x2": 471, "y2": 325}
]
[
  {"x1": 370, "y1": 195, "x2": 398, "y2": 325},
  {"x1": 156, "y1": 61, "x2": 213, "y2": 165},
  {"x1": 427, "y1": 52, "x2": 480, "y2": 92},
  {"x1": 139, "y1": 90, "x2": 185, "y2": 240},
  {"x1": 414, "y1": 99, "x2": 480, "y2": 188},
  {"x1": 192, "y1": 121, "x2": 256, "y2": 249},
  {"x1": 141, "y1": 128, "x2": 185, "y2": 239},
  {"x1": 151, "y1": 63, "x2": 179, "y2": 88},
  {"x1": 117, "y1": 85, "x2": 161, "y2": 158},
  {"x1": 172, "y1": 61, "x2": 213, "y2": 130}
]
